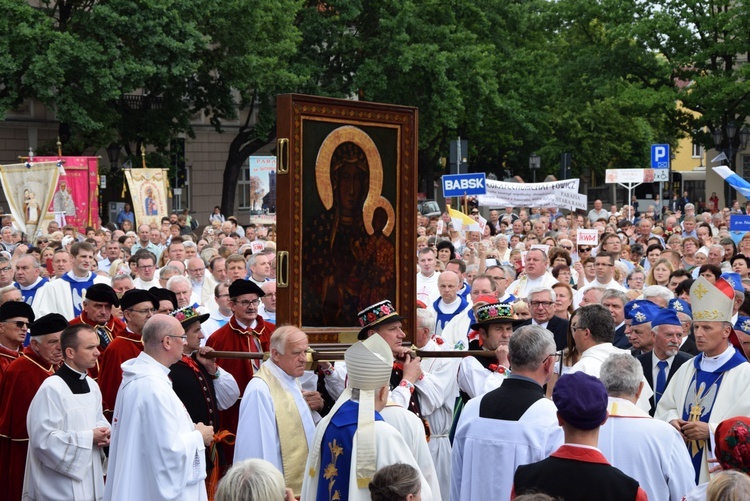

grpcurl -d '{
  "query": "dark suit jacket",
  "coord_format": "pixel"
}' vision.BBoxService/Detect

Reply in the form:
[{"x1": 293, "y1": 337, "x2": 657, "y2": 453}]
[
  {"x1": 637, "y1": 351, "x2": 693, "y2": 416},
  {"x1": 680, "y1": 335, "x2": 699, "y2": 356},
  {"x1": 613, "y1": 323, "x2": 631, "y2": 349},
  {"x1": 516, "y1": 316, "x2": 569, "y2": 351}
]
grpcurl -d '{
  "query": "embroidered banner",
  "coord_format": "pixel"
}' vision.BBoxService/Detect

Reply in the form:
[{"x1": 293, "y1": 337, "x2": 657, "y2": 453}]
[
  {"x1": 0, "y1": 161, "x2": 60, "y2": 238},
  {"x1": 36, "y1": 156, "x2": 100, "y2": 234},
  {"x1": 124, "y1": 168, "x2": 170, "y2": 226}
]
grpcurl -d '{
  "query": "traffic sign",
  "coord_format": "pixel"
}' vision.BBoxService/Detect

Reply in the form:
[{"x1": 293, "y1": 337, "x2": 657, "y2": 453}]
[
  {"x1": 651, "y1": 144, "x2": 670, "y2": 169},
  {"x1": 442, "y1": 173, "x2": 487, "y2": 196}
]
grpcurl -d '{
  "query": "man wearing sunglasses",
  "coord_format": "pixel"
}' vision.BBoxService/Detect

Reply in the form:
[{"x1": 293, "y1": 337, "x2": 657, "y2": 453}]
[
  {"x1": 0, "y1": 301, "x2": 34, "y2": 383},
  {"x1": 0, "y1": 313, "x2": 66, "y2": 500},
  {"x1": 575, "y1": 252, "x2": 627, "y2": 308}
]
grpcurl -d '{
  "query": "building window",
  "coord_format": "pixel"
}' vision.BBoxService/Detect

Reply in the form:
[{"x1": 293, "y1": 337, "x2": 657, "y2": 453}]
[
  {"x1": 742, "y1": 155, "x2": 750, "y2": 183},
  {"x1": 692, "y1": 141, "x2": 702, "y2": 158},
  {"x1": 238, "y1": 163, "x2": 252, "y2": 210}
]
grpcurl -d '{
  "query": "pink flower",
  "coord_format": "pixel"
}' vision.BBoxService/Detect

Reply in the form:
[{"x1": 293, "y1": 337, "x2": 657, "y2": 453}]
[{"x1": 175, "y1": 312, "x2": 185, "y2": 321}]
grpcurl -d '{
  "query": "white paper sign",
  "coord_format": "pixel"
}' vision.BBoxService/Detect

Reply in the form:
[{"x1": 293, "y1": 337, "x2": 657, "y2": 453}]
[
  {"x1": 250, "y1": 241, "x2": 265, "y2": 254},
  {"x1": 554, "y1": 190, "x2": 587, "y2": 211},
  {"x1": 577, "y1": 229, "x2": 599, "y2": 247}
]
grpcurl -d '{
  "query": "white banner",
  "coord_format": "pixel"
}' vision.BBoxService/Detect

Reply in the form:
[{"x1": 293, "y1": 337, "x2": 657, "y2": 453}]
[
  {"x1": 0, "y1": 161, "x2": 60, "y2": 238},
  {"x1": 605, "y1": 169, "x2": 655, "y2": 184},
  {"x1": 555, "y1": 190, "x2": 588, "y2": 211},
  {"x1": 477, "y1": 178, "x2": 580, "y2": 208}
]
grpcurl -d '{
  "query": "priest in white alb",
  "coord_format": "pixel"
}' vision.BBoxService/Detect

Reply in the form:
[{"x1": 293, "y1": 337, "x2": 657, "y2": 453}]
[
  {"x1": 23, "y1": 324, "x2": 110, "y2": 501},
  {"x1": 656, "y1": 276, "x2": 750, "y2": 484},
  {"x1": 233, "y1": 325, "x2": 323, "y2": 496},
  {"x1": 104, "y1": 314, "x2": 215, "y2": 501}
]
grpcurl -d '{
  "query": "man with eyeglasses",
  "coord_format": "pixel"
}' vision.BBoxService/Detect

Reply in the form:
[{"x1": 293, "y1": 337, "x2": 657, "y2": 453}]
[
  {"x1": 515, "y1": 286, "x2": 569, "y2": 350},
  {"x1": 569, "y1": 304, "x2": 654, "y2": 413},
  {"x1": 258, "y1": 281, "x2": 277, "y2": 325},
  {"x1": 0, "y1": 255, "x2": 13, "y2": 288},
  {"x1": 574, "y1": 252, "x2": 627, "y2": 308},
  {"x1": 132, "y1": 251, "x2": 160, "y2": 290},
  {"x1": 0, "y1": 313, "x2": 66, "y2": 500},
  {"x1": 105, "y1": 314, "x2": 215, "y2": 501},
  {"x1": 202, "y1": 283, "x2": 233, "y2": 343},
  {"x1": 452, "y1": 325, "x2": 563, "y2": 501},
  {"x1": 600, "y1": 232, "x2": 635, "y2": 273},
  {"x1": 97, "y1": 289, "x2": 159, "y2": 421},
  {"x1": 206, "y1": 279, "x2": 275, "y2": 463},
  {"x1": 69, "y1": 284, "x2": 127, "y2": 380},
  {"x1": 0, "y1": 301, "x2": 34, "y2": 383},
  {"x1": 13, "y1": 255, "x2": 48, "y2": 310},
  {"x1": 34, "y1": 242, "x2": 109, "y2": 321}
]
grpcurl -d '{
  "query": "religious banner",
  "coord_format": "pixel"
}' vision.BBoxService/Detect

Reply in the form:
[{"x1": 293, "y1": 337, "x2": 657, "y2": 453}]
[
  {"x1": 477, "y1": 178, "x2": 580, "y2": 208},
  {"x1": 36, "y1": 156, "x2": 100, "y2": 233},
  {"x1": 123, "y1": 168, "x2": 170, "y2": 227},
  {"x1": 275, "y1": 94, "x2": 418, "y2": 343},
  {"x1": 0, "y1": 161, "x2": 60, "y2": 239}
]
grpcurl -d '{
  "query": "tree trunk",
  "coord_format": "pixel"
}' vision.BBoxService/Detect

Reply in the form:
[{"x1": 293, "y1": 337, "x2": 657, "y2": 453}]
[{"x1": 220, "y1": 125, "x2": 276, "y2": 218}]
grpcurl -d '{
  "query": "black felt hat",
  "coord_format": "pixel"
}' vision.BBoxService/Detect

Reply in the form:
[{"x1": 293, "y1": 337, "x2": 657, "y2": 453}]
[
  {"x1": 150, "y1": 287, "x2": 178, "y2": 310},
  {"x1": 0, "y1": 301, "x2": 35, "y2": 322},
  {"x1": 120, "y1": 289, "x2": 159, "y2": 311},
  {"x1": 30, "y1": 313, "x2": 68, "y2": 337},
  {"x1": 228, "y1": 279, "x2": 265, "y2": 299},
  {"x1": 85, "y1": 284, "x2": 120, "y2": 307}
]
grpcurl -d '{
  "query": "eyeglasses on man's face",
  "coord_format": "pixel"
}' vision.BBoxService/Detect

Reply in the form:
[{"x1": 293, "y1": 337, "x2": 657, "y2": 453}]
[
  {"x1": 234, "y1": 299, "x2": 261, "y2": 308},
  {"x1": 2, "y1": 320, "x2": 29, "y2": 329}
]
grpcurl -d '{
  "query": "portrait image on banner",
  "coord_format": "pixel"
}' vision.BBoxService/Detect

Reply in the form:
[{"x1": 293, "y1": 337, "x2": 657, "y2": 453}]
[
  {"x1": 124, "y1": 168, "x2": 169, "y2": 226},
  {"x1": 0, "y1": 161, "x2": 60, "y2": 238},
  {"x1": 301, "y1": 122, "x2": 398, "y2": 326},
  {"x1": 35, "y1": 156, "x2": 100, "y2": 234}
]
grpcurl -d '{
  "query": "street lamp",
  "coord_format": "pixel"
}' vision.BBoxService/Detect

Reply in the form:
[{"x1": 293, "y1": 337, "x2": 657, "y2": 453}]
[
  {"x1": 713, "y1": 122, "x2": 750, "y2": 206},
  {"x1": 106, "y1": 143, "x2": 121, "y2": 171},
  {"x1": 529, "y1": 152, "x2": 541, "y2": 183}
]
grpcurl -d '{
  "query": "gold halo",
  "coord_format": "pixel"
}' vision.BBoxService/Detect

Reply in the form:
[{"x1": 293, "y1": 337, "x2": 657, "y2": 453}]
[{"x1": 314, "y1": 125, "x2": 394, "y2": 236}]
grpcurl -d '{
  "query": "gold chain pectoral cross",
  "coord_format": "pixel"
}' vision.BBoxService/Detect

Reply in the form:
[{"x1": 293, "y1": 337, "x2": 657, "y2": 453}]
[{"x1": 688, "y1": 384, "x2": 706, "y2": 457}]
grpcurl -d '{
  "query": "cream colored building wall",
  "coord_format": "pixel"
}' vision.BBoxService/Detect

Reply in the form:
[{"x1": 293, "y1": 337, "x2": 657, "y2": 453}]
[{"x1": 0, "y1": 99, "x2": 256, "y2": 226}]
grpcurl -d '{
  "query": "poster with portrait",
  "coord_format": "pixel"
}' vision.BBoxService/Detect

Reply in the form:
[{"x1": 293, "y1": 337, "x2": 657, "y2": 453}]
[
  {"x1": 35, "y1": 156, "x2": 100, "y2": 234},
  {"x1": 0, "y1": 161, "x2": 60, "y2": 239},
  {"x1": 275, "y1": 94, "x2": 418, "y2": 343},
  {"x1": 123, "y1": 168, "x2": 170, "y2": 226}
]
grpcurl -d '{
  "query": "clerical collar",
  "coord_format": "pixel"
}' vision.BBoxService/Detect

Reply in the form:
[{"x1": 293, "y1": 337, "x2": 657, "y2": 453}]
[
  {"x1": 700, "y1": 345, "x2": 736, "y2": 372},
  {"x1": 507, "y1": 374, "x2": 542, "y2": 388},
  {"x1": 55, "y1": 363, "x2": 90, "y2": 394},
  {"x1": 64, "y1": 362, "x2": 88, "y2": 380}
]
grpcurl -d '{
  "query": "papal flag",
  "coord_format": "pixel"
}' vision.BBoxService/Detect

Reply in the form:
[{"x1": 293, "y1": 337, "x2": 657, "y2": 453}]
[
  {"x1": 448, "y1": 206, "x2": 481, "y2": 232},
  {"x1": 0, "y1": 161, "x2": 60, "y2": 238}
]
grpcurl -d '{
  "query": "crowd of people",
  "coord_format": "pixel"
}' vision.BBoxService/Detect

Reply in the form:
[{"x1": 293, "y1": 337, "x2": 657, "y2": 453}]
[{"x1": 2, "y1": 194, "x2": 750, "y2": 500}]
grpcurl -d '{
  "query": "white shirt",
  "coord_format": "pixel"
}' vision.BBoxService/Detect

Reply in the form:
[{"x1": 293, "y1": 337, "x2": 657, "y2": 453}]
[{"x1": 417, "y1": 272, "x2": 441, "y2": 306}]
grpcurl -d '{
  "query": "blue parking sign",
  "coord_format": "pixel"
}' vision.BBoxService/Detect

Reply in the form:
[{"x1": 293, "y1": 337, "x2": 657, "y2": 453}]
[{"x1": 651, "y1": 144, "x2": 670, "y2": 169}]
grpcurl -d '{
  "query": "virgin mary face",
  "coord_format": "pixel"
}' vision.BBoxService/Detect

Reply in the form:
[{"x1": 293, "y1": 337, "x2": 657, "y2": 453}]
[{"x1": 335, "y1": 163, "x2": 367, "y2": 213}]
